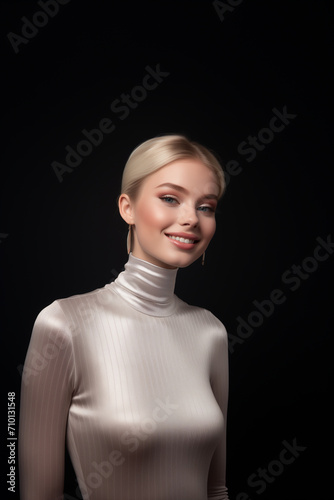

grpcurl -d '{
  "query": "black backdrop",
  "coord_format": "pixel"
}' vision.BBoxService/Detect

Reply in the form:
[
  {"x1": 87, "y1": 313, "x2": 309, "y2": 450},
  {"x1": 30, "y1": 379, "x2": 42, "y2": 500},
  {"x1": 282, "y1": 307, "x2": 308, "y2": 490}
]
[{"x1": 1, "y1": 1, "x2": 333, "y2": 499}]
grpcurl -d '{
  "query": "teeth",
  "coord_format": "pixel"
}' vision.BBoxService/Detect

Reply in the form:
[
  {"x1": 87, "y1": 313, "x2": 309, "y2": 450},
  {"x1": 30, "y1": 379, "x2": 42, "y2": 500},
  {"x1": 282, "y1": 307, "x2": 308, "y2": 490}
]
[{"x1": 168, "y1": 235, "x2": 195, "y2": 244}]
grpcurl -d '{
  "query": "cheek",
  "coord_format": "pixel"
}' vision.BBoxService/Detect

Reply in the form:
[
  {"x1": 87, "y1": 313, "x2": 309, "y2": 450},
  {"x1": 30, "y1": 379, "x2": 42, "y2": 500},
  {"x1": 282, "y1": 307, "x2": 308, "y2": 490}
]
[{"x1": 136, "y1": 200, "x2": 172, "y2": 230}]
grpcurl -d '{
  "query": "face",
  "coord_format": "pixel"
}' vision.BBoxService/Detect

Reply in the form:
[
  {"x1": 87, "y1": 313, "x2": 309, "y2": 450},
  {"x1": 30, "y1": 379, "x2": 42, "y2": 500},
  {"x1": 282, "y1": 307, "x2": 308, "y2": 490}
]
[{"x1": 119, "y1": 158, "x2": 220, "y2": 269}]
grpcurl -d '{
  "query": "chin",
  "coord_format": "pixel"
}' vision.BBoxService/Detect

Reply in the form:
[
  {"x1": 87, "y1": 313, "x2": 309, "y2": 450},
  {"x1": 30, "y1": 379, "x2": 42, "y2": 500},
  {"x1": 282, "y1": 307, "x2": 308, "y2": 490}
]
[
  {"x1": 164, "y1": 253, "x2": 201, "y2": 269},
  {"x1": 178, "y1": 258, "x2": 200, "y2": 269}
]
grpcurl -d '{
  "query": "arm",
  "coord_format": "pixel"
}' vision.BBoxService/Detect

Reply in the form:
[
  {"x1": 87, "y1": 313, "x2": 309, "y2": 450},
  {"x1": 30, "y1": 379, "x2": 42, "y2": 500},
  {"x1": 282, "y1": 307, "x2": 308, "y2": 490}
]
[
  {"x1": 19, "y1": 300, "x2": 75, "y2": 500},
  {"x1": 207, "y1": 323, "x2": 230, "y2": 500}
]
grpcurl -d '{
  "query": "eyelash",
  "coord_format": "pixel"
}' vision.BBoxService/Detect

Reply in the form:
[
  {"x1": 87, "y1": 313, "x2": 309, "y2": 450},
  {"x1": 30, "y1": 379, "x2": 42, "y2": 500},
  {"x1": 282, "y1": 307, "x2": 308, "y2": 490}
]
[{"x1": 159, "y1": 196, "x2": 215, "y2": 212}]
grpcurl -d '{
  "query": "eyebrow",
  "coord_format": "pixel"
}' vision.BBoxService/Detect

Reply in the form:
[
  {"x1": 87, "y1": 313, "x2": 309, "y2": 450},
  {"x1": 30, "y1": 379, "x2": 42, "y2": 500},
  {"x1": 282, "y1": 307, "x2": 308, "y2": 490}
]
[{"x1": 155, "y1": 183, "x2": 218, "y2": 200}]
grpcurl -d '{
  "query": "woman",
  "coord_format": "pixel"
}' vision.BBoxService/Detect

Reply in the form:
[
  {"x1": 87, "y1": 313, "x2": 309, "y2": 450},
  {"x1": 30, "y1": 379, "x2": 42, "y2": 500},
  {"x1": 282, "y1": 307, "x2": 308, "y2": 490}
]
[{"x1": 19, "y1": 134, "x2": 230, "y2": 499}]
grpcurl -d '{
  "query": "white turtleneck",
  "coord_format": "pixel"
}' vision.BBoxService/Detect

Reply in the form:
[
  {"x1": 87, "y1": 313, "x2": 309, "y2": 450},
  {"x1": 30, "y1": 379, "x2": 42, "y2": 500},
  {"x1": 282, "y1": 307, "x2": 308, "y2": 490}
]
[
  {"x1": 19, "y1": 253, "x2": 229, "y2": 500},
  {"x1": 113, "y1": 253, "x2": 178, "y2": 316}
]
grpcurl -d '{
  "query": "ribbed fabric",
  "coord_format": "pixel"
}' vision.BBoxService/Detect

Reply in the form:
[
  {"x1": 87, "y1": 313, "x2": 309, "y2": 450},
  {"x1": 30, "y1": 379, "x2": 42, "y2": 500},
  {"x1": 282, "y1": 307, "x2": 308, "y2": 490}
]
[{"x1": 19, "y1": 253, "x2": 229, "y2": 500}]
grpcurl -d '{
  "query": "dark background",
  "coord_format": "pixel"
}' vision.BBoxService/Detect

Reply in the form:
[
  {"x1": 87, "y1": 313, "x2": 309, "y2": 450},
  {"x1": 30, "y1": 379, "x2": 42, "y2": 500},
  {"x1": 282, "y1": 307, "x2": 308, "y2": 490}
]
[{"x1": 1, "y1": 1, "x2": 333, "y2": 499}]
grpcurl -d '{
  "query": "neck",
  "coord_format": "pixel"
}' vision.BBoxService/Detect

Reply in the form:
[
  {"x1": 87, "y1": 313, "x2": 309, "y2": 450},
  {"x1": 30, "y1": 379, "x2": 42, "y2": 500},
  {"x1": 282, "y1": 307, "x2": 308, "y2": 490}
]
[{"x1": 111, "y1": 253, "x2": 179, "y2": 316}]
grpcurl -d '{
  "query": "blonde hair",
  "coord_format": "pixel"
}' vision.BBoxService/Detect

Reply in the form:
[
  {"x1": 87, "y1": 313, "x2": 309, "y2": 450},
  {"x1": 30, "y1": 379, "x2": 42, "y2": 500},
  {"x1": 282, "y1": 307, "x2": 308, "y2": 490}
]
[{"x1": 120, "y1": 134, "x2": 226, "y2": 201}]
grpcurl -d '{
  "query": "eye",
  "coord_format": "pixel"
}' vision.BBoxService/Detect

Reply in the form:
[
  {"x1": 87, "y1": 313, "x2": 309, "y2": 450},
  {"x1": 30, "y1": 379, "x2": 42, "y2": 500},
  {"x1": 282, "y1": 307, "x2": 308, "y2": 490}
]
[
  {"x1": 160, "y1": 196, "x2": 178, "y2": 204},
  {"x1": 197, "y1": 205, "x2": 215, "y2": 212}
]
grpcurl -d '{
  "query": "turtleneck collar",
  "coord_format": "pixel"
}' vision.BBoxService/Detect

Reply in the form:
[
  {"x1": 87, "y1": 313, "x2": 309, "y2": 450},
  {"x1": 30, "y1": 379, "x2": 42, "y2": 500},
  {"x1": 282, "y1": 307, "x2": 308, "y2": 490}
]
[{"x1": 110, "y1": 253, "x2": 179, "y2": 316}]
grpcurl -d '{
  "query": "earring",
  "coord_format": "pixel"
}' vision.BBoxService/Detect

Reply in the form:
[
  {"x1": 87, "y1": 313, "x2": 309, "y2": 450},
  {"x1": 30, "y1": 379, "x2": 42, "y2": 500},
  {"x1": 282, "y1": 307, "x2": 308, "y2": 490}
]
[
  {"x1": 201, "y1": 251, "x2": 205, "y2": 266},
  {"x1": 127, "y1": 225, "x2": 132, "y2": 254}
]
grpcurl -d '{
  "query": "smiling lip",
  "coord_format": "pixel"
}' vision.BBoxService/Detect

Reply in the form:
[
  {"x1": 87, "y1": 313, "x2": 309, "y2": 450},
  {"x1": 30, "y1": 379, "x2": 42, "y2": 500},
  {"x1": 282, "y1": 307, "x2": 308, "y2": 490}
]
[
  {"x1": 165, "y1": 232, "x2": 200, "y2": 249},
  {"x1": 165, "y1": 232, "x2": 200, "y2": 242}
]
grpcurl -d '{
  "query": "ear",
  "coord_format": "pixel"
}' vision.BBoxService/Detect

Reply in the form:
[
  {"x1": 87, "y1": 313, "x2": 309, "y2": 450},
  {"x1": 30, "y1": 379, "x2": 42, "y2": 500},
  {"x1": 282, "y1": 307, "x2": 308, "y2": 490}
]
[{"x1": 118, "y1": 193, "x2": 135, "y2": 225}]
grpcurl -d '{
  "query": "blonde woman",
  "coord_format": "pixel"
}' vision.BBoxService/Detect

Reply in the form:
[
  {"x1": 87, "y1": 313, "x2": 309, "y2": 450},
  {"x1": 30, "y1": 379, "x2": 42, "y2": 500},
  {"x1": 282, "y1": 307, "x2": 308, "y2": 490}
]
[{"x1": 19, "y1": 135, "x2": 230, "y2": 499}]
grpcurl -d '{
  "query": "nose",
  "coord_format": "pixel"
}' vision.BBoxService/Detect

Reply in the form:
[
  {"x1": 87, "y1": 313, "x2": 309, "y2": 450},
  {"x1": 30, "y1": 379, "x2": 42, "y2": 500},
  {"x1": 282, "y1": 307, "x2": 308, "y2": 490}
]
[{"x1": 178, "y1": 203, "x2": 199, "y2": 228}]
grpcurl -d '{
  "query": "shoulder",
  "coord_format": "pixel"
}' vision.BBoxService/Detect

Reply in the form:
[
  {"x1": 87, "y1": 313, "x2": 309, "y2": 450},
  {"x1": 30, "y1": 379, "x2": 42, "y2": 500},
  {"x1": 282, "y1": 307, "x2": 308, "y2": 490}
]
[
  {"x1": 175, "y1": 296, "x2": 227, "y2": 341},
  {"x1": 45, "y1": 284, "x2": 110, "y2": 315},
  {"x1": 33, "y1": 285, "x2": 102, "y2": 332},
  {"x1": 32, "y1": 299, "x2": 74, "y2": 343},
  {"x1": 56, "y1": 285, "x2": 108, "y2": 307},
  {"x1": 33, "y1": 284, "x2": 114, "y2": 338}
]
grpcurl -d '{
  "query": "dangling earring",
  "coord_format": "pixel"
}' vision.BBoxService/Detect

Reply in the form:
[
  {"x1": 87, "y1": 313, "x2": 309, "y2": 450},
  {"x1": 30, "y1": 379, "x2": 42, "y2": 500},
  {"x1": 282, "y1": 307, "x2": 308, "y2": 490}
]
[
  {"x1": 201, "y1": 251, "x2": 205, "y2": 266},
  {"x1": 127, "y1": 225, "x2": 132, "y2": 254}
]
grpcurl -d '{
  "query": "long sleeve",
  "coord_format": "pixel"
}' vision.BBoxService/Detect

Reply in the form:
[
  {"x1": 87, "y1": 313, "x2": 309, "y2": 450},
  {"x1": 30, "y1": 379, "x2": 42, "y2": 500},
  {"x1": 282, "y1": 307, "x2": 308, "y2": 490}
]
[
  {"x1": 207, "y1": 323, "x2": 230, "y2": 500},
  {"x1": 19, "y1": 301, "x2": 75, "y2": 500}
]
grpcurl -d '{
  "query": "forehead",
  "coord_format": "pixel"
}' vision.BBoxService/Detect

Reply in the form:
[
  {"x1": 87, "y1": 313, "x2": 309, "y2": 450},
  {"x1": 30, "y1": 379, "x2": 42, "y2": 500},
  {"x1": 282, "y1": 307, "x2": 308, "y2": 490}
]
[{"x1": 145, "y1": 159, "x2": 219, "y2": 195}]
